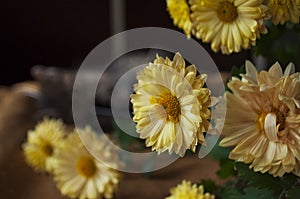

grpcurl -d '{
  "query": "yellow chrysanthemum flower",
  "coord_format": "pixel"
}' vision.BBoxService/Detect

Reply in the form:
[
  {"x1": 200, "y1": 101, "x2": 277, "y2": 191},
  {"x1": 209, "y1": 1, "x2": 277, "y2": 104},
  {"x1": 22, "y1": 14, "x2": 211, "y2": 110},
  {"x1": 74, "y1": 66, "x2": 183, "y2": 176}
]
[
  {"x1": 53, "y1": 127, "x2": 120, "y2": 199},
  {"x1": 153, "y1": 54, "x2": 214, "y2": 150},
  {"x1": 219, "y1": 60, "x2": 300, "y2": 177},
  {"x1": 166, "y1": 0, "x2": 193, "y2": 37},
  {"x1": 189, "y1": 0, "x2": 268, "y2": 54},
  {"x1": 22, "y1": 117, "x2": 65, "y2": 172},
  {"x1": 131, "y1": 53, "x2": 212, "y2": 157},
  {"x1": 267, "y1": 0, "x2": 300, "y2": 25},
  {"x1": 166, "y1": 180, "x2": 215, "y2": 199}
]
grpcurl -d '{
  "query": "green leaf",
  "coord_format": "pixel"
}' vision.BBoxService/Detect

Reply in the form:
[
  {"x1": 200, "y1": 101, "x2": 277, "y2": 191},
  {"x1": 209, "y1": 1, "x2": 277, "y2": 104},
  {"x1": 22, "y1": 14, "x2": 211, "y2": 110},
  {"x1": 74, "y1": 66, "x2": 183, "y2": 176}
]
[
  {"x1": 234, "y1": 162, "x2": 281, "y2": 195},
  {"x1": 254, "y1": 21, "x2": 300, "y2": 66},
  {"x1": 199, "y1": 179, "x2": 218, "y2": 193},
  {"x1": 279, "y1": 173, "x2": 297, "y2": 190},
  {"x1": 219, "y1": 184, "x2": 277, "y2": 199},
  {"x1": 286, "y1": 185, "x2": 300, "y2": 199},
  {"x1": 217, "y1": 159, "x2": 236, "y2": 179},
  {"x1": 208, "y1": 139, "x2": 236, "y2": 179},
  {"x1": 209, "y1": 139, "x2": 231, "y2": 161},
  {"x1": 220, "y1": 186, "x2": 243, "y2": 199},
  {"x1": 230, "y1": 65, "x2": 246, "y2": 79},
  {"x1": 241, "y1": 187, "x2": 276, "y2": 199}
]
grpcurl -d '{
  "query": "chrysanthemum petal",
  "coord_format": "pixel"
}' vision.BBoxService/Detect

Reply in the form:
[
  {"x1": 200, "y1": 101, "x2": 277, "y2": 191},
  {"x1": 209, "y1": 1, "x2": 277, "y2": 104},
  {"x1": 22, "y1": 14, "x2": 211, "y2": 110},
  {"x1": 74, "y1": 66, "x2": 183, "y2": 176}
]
[{"x1": 264, "y1": 113, "x2": 279, "y2": 142}]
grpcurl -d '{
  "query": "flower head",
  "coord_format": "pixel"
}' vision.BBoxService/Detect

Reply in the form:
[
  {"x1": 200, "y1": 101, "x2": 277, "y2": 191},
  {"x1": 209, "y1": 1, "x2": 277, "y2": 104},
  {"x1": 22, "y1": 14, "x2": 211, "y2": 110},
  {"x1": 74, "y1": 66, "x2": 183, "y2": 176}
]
[
  {"x1": 189, "y1": 0, "x2": 268, "y2": 54},
  {"x1": 53, "y1": 127, "x2": 120, "y2": 199},
  {"x1": 131, "y1": 53, "x2": 212, "y2": 156},
  {"x1": 220, "y1": 61, "x2": 300, "y2": 177},
  {"x1": 166, "y1": 0, "x2": 193, "y2": 37},
  {"x1": 22, "y1": 117, "x2": 65, "y2": 172},
  {"x1": 166, "y1": 180, "x2": 215, "y2": 199},
  {"x1": 267, "y1": 0, "x2": 300, "y2": 25}
]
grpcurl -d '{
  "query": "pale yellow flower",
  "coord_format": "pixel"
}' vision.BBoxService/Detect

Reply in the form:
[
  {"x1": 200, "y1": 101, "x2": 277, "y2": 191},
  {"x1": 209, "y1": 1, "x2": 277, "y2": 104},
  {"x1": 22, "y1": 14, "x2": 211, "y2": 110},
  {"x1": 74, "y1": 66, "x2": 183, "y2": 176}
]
[
  {"x1": 131, "y1": 53, "x2": 212, "y2": 157},
  {"x1": 166, "y1": 180, "x2": 215, "y2": 199},
  {"x1": 53, "y1": 127, "x2": 120, "y2": 199},
  {"x1": 267, "y1": 0, "x2": 300, "y2": 25},
  {"x1": 220, "y1": 60, "x2": 300, "y2": 177},
  {"x1": 153, "y1": 53, "x2": 214, "y2": 149},
  {"x1": 22, "y1": 117, "x2": 65, "y2": 172},
  {"x1": 189, "y1": 0, "x2": 268, "y2": 54},
  {"x1": 166, "y1": 0, "x2": 193, "y2": 37}
]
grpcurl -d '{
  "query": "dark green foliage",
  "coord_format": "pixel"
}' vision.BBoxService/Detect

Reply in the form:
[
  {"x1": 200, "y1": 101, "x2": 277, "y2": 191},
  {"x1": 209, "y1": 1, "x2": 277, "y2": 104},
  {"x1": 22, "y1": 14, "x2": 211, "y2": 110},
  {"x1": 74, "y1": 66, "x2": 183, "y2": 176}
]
[
  {"x1": 286, "y1": 186, "x2": 300, "y2": 199},
  {"x1": 230, "y1": 65, "x2": 246, "y2": 80},
  {"x1": 208, "y1": 140, "x2": 236, "y2": 179},
  {"x1": 209, "y1": 139, "x2": 231, "y2": 161},
  {"x1": 219, "y1": 186, "x2": 243, "y2": 199},
  {"x1": 234, "y1": 162, "x2": 281, "y2": 195},
  {"x1": 234, "y1": 162, "x2": 300, "y2": 198},
  {"x1": 219, "y1": 184, "x2": 276, "y2": 199},
  {"x1": 254, "y1": 21, "x2": 300, "y2": 67},
  {"x1": 200, "y1": 179, "x2": 218, "y2": 193},
  {"x1": 217, "y1": 159, "x2": 236, "y2": 179},
  {"x1": 279, "y1": 173, "x2": 298, "y2": 190},
  {"x1": 241, "y1": 187, "x2": 276, "y2": 199}
]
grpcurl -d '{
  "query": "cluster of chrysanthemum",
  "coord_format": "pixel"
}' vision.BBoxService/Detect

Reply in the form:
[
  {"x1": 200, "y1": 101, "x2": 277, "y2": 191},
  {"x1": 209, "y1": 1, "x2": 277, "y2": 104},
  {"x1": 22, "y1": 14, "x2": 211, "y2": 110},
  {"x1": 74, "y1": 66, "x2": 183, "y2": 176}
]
[
  {"x1": 131, "y1": 52, "x2": 215, "y2": 157},
  {"x1": 166, "y1": 0, "x2": 300, "y2": 54},
  {"x1": 165, "y1": 180, "x2": 215, "y2": 199},
  {"x1": 23, "y1": 118, "x2": 120, "y2": 199},
  {"x1": 219, "y1": 61, "x2": 300, "y2": 177}
]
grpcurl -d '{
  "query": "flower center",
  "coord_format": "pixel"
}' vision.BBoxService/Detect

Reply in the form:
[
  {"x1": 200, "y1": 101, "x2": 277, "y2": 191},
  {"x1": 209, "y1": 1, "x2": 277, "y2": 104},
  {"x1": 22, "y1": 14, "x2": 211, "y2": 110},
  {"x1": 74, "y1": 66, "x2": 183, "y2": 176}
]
[
  {"x1": 150, "y1": 91, "x2": 181, "y2": 122},
  {"x1": 274, "y1": 109, "x2": 286, "y2": 131},
  {"x1": 216, "y1": 1, "x2": 238, "y2": 22},
  {"x1": 256, "y1": 109, "x2": 286, "y2": 137},
  {"x1": 256, "y1": 112, "x2": 267, "y2": 133},
  {"x1": 76, "y1": 156, "x2": 97, "y2": 178},
  {"x1": 41, "y1": 141, "x2": 53, "y2": 156}
]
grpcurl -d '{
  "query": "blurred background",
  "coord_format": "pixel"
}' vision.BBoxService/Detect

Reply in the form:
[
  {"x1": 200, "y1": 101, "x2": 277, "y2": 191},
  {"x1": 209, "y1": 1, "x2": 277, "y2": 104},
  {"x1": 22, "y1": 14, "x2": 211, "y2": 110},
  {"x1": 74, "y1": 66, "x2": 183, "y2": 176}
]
[{"x1": 1, "y1": 0, "x2": 250, "y2": 86}]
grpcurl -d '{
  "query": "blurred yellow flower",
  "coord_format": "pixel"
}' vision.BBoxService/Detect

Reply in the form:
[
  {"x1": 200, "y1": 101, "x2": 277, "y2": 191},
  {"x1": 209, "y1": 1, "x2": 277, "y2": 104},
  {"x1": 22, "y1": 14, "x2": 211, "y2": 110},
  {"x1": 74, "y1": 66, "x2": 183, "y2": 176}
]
[
  {"x1": 189, "y1": 0, "x2": 268, "y2": 54},
  {"x1": 166, "y1": 0, "x2": 193, "y2": 37},
  {"x1": 131, "y1": 53, "x2": 213, "y2": 156},
  {"x1": 220, "y1": 61, "x2": 300, "y2": 177},
  {"x1": 53, "y1": 127, "x2": 120, "y2": 199},
  {"x1": 166, "y1": 180, "x2": 215, "y2": 199},
  {"x1": 267, "y1": 0, "x2": 300, "y2": 25},
  {"x1": 23, "y1": 117, "x2": 65, "y2": 172}
]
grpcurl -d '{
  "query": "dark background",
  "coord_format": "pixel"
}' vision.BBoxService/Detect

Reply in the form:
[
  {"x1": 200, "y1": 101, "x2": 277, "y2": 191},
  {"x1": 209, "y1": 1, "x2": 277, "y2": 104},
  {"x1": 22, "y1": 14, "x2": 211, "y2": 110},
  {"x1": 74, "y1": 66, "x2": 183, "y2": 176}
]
[{"x1": 1, "y1": 0, "x2": 250, "y2": 85}]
